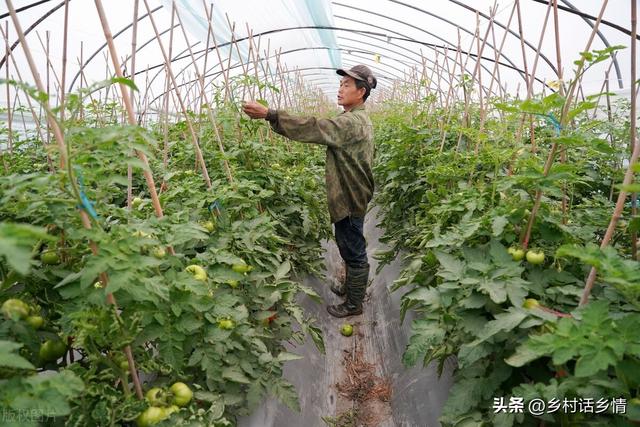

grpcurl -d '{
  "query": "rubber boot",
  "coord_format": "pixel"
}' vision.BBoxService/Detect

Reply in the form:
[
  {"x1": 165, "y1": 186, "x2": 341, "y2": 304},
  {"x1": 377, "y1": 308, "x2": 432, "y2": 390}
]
[
  {"x1": 330, "y1": 277, "x2": 346, "y2": 296},
  {"x1": 327, "y1": 263, "x2": 369, "y2": 318}
]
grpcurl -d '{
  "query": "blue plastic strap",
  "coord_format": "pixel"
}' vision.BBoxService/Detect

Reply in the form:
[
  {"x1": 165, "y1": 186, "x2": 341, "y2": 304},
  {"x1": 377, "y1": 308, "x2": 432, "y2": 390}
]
[
  {"x1": 208, "y1": 199, "x2": 222, "y2": 215},
  {"x1": 74, "y1": 166, "x2": 99, "y2": 220},
  {"x1": 532, "y1": 112, "x2": 562, "y2": 136}
]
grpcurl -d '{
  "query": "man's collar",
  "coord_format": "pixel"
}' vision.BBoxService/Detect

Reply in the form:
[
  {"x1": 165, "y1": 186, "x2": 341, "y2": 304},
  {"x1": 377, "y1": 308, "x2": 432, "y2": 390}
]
[{"x1": 343, "y1": 104, "x2": 365, "y2": 113}]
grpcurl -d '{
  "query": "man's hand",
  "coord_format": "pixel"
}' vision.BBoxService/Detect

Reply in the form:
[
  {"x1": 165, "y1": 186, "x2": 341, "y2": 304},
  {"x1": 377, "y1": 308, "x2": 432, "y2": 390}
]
[{"x1": 242, "y1": 101, "x2": 269, "y2": 119}]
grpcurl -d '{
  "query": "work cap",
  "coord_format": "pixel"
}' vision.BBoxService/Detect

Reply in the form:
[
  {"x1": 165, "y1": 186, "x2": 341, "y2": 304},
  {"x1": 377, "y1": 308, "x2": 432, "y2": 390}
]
[{"x1": 336, "y1": 64, "x2": 377, "y2": 89}]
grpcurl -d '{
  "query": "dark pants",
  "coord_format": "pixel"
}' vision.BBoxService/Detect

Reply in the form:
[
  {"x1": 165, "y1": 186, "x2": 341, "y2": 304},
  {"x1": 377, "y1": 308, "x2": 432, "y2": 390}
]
[{"x1": 334, "y1": 215, "x2": 368, "y2": 268}]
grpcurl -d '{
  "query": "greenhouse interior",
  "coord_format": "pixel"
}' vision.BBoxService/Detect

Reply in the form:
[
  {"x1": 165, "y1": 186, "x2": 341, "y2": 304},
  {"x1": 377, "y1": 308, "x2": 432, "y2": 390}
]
[{"x1": 0, "y1": 0, "x2": 639, "y2": 426}]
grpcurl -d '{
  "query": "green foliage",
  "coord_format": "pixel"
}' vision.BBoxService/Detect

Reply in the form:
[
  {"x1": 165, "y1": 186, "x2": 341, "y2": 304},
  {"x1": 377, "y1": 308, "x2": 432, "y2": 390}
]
[
  {"x1": 0, "y1": 80, "x2": 331, "y2": 425},
  {"x1": 371, "y1": 47, "x2": 638, "y2": 426}
]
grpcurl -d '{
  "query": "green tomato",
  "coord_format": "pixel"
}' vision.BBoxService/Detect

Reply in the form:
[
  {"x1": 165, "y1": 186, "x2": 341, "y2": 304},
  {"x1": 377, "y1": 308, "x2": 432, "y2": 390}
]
[
  {"x1": 39, "y1": 339, "x2": 67, "y2": 362},
  {"x1": 132, "y1": 230, "x2": 150, "y2": 238},
  {"x1": 217, "y1": 319, "x2": 235, "y2": 330},
  {"x1": 507, "y1": 247, "x2": 525, "y2": 261},
  {"x1": 185, "y1": 265, "x2": 207, "y2": 281},
  {"x1": 523, "y1": 298, "x2": 540, "y2": 309},
  {"x1": 226, "y1": 279, "x2": 239, "y2": 288},
  {"x1": 132, "y1": 197, "x2": 143, "y2": 208},
  {"x1": 26, "y1": 315, "x2": 44, "y2": 329},
  {"x1": 41, "y1": 251, "x2": 60, "y2": 265},
  {"x1": 1, "y1": 298, "x2": 30, "y2": 320},
  {"x1": 119, "y1": 359, "x2": 130, "y2": 372},
  {"x1": 340, "y1": 324, "x2": 354, "y2": 337},
  {"x1": 145, "y1": 387, "x2": 166, "y2": 406},
  {"x1": 169, "y1": 382, "x2": 193, "y2": 407},
  {"x1": 202, "y1": 221, "x2": 215, "y2": 233},
  {"x1": 231, "y1": 263, "x2": 252, "y2": 274},
  {"x1": 136, "y1": 406, "x2": 166, "y2": 427},
  {"x1": 152, "y1": 247, "x2": 166, "y2": 259},
  {"x1": 526, "y1": 250, "x2": 545, "y2": 265}
]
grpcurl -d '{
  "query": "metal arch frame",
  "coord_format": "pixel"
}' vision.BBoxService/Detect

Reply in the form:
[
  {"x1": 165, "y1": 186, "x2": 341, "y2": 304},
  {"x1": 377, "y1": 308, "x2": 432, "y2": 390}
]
[
  {"x1": 531, "y1": 0, "x2": 640, "y2": 39},
  {"x1": 389, "y1": 0, "x2": 558, "y2": 77},
  {"x1": 3, "y1": 0, "x2": 631, "y2": 98},
  {"x1": 331, "y1": 18, "x2": 492, "y2": 94},
  {"x1": 146, "y1": 59, "x2": 424, "y2": 107},
  {"x1": 270, "y1": 66, "x2": 452, "y2": 100},
  {"x1": 146, "y1": 38, "x2": 464, "y2": 111},
  {"x1": 0, "y1": 0, "x2": 500, "y2": 98},
  {"x1": 291, "y1": 71, "x2": 394, "y2": 88},
  {"x1": 339, "y1": 45, "x2": 459, "y2": 89},
  {"x1": 332, "y1": 13, "x2": 507, "y2": 97},
  {"x1": 340, "y1": 53, "x2": 454, "y2": 95},
  {"x1": 142, "y1": 25, "x2": 536, "y2": 102},
  {"x1": 450, "y1": 0, "x2": 624, "y2": 89},
  {"x1": 67, "y1": 5, "x2": 164, "y2": 91},
  {"x1": 138, "y1": 24, "x2": 475, "y2": 105},
  {"x1": 144, "y1": 47, "x2": 404, "y2": 106},
  {"x1": 123, "y1": 36, "x2": 201, "y2": 107},
  {"x1": 0, "y1": 0, "x2": 55, "y2": 20},
  {"x1": 331, "y1": 3, "x2": 516, "y2": 91},
  {"x1": 334, "y1": 44, "x2": 415, "y2": 68},
  {"x1": 0, "y1": 0, "x2": 67, "y2": 69},
  {"x1": 557, "y1": 0, "x2": 623, "y2": 88}
]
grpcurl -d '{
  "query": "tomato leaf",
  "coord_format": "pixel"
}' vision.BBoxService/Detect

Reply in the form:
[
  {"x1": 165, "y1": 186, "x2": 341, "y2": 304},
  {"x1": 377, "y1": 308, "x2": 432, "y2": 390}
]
[{"x1": 0, "y1": 340, "x2": 36, "y2": 370}]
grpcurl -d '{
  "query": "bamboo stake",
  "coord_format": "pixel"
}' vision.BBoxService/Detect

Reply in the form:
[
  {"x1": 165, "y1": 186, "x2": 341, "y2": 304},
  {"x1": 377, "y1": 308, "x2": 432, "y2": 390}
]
[
  {"x1": 474, "y1": 12, "x2": 486, "y2": 155},
  {"x1": 486, "y1": 2, "x2": 517, "y2": 106},
  {"x1": 551, "y1": 0, "x2": 569, "y2": 225},
  {"x1": 161, "y1": 1, "x2": 175, "y2": 177},
  {"x1": 200, "y1": 1, "x2": 232, "y2": 103},
  {"x1": 45, "y1": 31, "x2": 51, "y2": 149},
  {"x1": 172, "y1": 2, "x2": 233, "y2": 182},
  {"x1": 521, "y1": 0, "x2": 610, "y2": 251},
  {"x1": 439, "y1": 29, "x2": 463, "y2": 152},
  {"x1": 140, "y1": 0, "x2": 212, "y2": 188},
  {"x1": 581, "y1": 3, "x2": 639, "y2": 302},
  {"x1": 6, "y1": 0, "x2": 144, "y2": 399},
  {"x1": 630, "y1": 0, "x2": 638, "y2": 261},
  {"x1": 456, "y1": 9, "x2": 493, "y2": 152},
  {"x1": 127, "y1": 0, "x2": 139, "y2": 209},
  {"x1": 93, "y1": 0, "x2": 171, "y2": 226},
  {"x1": 197, "y1": 3, "x2": 213, "y2": 124},
  {"x1": 0, "y1": 24, "x2": 52, "y2": 170},
  {"x1": 244, "y1": 26, "x2": 260, "y2": 100},
  {"x1": 4, "y1": 22, "x2": 13, "y2": 156},
  {"x1": 78, "y1": 42, "x2": 84, "y2": 121},
  {"x1": 59, "y1": 0, "x2": 69, "y2": 122},
  {"x1": 6, "y1": 1, "x2": 65, "y2": 168}
]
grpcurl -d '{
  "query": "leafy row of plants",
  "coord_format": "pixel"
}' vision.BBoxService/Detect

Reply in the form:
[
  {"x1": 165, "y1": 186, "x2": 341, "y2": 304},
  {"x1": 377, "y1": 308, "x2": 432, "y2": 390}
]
[
  {"x1": 0, "y1": 80, "x2": 331, "y2": 426},
  {"x1": 371, "y1": 47, "x2": 640, "y2": 426}
]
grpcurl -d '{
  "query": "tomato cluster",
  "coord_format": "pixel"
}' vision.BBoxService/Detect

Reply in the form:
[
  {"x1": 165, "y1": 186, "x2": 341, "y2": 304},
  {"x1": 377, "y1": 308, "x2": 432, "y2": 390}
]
[{"x1": 137, "y1": 382, "x2": 193, "y2": 426}]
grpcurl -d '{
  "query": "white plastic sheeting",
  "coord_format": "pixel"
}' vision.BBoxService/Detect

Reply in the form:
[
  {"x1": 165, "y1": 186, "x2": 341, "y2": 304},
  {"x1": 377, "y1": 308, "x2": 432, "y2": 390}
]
[{"x1": 0, "y1": 1, "x2": 637, "y2": 110}]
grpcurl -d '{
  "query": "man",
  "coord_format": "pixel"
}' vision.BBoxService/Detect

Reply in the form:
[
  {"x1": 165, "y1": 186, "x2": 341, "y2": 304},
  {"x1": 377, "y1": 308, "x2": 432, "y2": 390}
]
[{"x1": 242, "y1": 64, "x2": 376, "y2": 318}]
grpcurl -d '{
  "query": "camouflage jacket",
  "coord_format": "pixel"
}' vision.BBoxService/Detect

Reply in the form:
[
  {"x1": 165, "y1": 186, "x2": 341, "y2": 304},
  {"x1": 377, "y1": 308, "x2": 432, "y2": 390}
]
[{"x1": 266, "y1": 104, "x2": 374, "y2": 223}]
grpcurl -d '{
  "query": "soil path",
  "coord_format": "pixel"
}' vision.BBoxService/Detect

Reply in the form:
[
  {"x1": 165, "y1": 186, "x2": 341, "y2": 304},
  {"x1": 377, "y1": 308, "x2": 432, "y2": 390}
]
[{"x1": 239, "y1": 206, "x2": 454, "y2": 427}]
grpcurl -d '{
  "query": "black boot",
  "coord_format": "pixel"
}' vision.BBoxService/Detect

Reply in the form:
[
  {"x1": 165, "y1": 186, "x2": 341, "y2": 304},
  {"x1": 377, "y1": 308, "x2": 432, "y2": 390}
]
[
  {"x1": 330, "y1": 277, "x2": 346, "y2": 296},
  {"x1": 327, "y1": 263, "x2": 369, "y2": 318}
]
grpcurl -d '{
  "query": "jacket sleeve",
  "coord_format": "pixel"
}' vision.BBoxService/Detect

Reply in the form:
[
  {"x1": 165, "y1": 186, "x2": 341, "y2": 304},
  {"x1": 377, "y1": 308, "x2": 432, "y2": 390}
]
[{"x1": 266, "y1": 109, "x2": 367, "y2": 148}]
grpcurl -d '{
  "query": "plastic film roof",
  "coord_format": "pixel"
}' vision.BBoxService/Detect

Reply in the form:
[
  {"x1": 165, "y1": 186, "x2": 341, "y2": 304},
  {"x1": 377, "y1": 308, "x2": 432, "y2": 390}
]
[{"x1": 0, "y1": 0, "x2": 637, "y2": 112}]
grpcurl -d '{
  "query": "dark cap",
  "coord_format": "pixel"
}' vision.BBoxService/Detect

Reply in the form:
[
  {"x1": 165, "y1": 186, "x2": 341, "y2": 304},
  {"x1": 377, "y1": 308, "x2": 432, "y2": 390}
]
[{"x1": 336, "y1": 64, "x2": 377, "y2": 89}]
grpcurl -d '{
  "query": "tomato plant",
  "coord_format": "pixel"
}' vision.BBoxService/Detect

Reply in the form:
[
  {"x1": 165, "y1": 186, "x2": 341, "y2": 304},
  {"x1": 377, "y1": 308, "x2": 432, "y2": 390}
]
[
  {"x1": 0, "y1": 80, "x2": 329, "y2": 425},
  {"x1": 371, "y1": 46, "x2": 638, "y2": 426}
]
